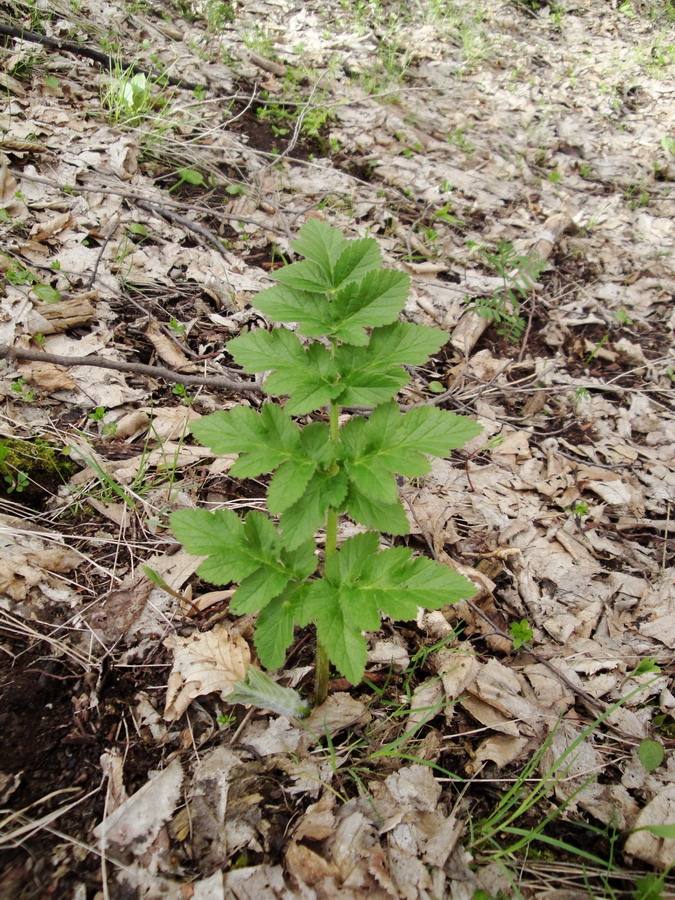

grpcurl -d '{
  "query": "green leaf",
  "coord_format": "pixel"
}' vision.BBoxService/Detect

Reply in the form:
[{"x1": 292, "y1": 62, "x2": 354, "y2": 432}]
[
  {"x1": 330, "y1": 237, "x2": 382, "y2": 288},
  {"x1": 340, "y1": 403, "x2": 482, "y2": 504},
  {"x1": 228, "y1": 665, "x2": 310, "y2": 718},
  {"x1": 177, "y1": 167, "x2": 205, "y2": 186},
  {"x1": 299, "y1": 533, "x2": 477, "y2": 683},
  {"x1": 191, "y1": 403, "x2": 302, "y2": 477},
  {"x1": 273, "y1": 259, "x2": 332, "y2": 293},
  {"x1": 33, "y1": 284, "x2": 61, "y2": 303},
  {"x1": 229, "y1": 330, "x2": 338, "y2": 414},
  {"x1": 254, "y1": 268, "x2": 409, "y2": 346},
  {"x1": 328, "y1": 269, "x2": 409, "y2": 344},
  {"x1": 334, "y1": 322, "x2": 446, "y2": 407},
  {"x1": 170, "y1": 510, "x2": 312, "y2": 609},
  {"x1": 280, "y1": 470, "x2": 348, "y2": 548},
  {"x1": 267, "y1": 459, "x2": 315, "y2": 513},
  {"x1": 231, "y1": 565, "x2": 293, "y2": 614},
  {"x1": 253, "y1": 283, "x2": 327, "y2": 330},
  {"x1": 641, "y1": 824, "x2": 675, "y2": 839},
  {"x1": 345, "y1": 484, "x2": 409, "y2": 534},
  {"x1": 254, "y1": 583, "x2": 307, "y2": 670},
  {"x1": 301, "y1": 581, "x2": 369, "y2": 685},
  {"x1": 291, "y1": 218, "x2": 347, "y2": 278},
  {"x1": 638, "y1": 738, "x2": 665, "y2": 772}
]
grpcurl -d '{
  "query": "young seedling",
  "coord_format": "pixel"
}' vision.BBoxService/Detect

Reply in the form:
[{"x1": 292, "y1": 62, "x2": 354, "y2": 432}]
[{"x1": 171, "y1": 220, "x2": 483, "y2": 705}]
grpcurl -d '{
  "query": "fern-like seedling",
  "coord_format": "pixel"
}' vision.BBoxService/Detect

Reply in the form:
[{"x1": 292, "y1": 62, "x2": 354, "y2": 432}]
[{"x1": 171, "y1": 220, "x2": 483, "y2": 704}]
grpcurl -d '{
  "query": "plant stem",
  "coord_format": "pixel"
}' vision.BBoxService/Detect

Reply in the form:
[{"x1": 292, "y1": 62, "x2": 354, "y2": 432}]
[{"x1": 314, "y1": 402, "x2": 341, "y2": 706}]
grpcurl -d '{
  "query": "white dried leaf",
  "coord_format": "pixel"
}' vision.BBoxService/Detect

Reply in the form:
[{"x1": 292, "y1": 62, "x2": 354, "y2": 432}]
[
  {"x1": 163, "y1": 624, "x2": 251, "y2": 720},
  {"x1": 94, "y1": 758, "x2": 183, "y2": 854}
]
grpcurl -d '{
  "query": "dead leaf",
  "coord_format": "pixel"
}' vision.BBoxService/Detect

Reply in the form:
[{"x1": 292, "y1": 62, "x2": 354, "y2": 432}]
[
  {"x1": 163, "y1": 624, "x2": 251, "y2": 720},
  {"x1": 94, "y1": 758, "x2": 184, "y2": 854}
]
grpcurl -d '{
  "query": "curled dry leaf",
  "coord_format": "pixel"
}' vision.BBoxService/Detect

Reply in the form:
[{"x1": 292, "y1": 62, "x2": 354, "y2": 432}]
[{"x1": 163, "y1": 624, "x2": 251, "y2": 720}]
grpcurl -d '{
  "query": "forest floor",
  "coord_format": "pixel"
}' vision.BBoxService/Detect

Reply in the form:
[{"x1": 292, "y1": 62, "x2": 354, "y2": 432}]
[{"x1": 1, "y1": 0, "x2": 674, "y2": 897}]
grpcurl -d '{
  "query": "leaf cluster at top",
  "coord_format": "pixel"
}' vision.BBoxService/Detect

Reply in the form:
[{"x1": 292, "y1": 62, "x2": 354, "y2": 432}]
[{"x1": 227, "y1": 219, "x2": 445, "y2": 413}]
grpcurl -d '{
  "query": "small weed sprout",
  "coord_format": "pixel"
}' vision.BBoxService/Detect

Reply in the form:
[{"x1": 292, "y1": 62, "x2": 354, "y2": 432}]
[
  {"x1": 509, "y1": 618, "x2": 534, "y2": 650},
  {"x1": 11, "y1": 378, "x2": 37, "y2": 403},
  {"x1": 172, "y1": 221, "x2": 482, "y2": 706},
  {"x1": 466, "y1": 240, "x2": 547, "y2": 342}
]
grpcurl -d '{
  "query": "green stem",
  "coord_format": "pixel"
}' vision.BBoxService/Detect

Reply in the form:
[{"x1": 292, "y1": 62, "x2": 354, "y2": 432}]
[{"x1": 314, "y1": 401, "x2": 341, "y2": 707}]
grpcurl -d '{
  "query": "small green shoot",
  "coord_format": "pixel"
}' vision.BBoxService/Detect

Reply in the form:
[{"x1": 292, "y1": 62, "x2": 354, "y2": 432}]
[
  {"x1": 171, "y1": 220, "x2": 482, "y2": 705},
  {"x1": 169, "y1": 167, "x2": 206, "y2": 192},
  {"x1": 628, "y1": 657, "x2": 662, "y2": 677},
  {"x1": 172, "y1": 383, "x2": 194, "y2": 405},
  {"x1": 586, "y1": 332, "x2": 609, "y2": 365},
  {"x1": 614, "y1": 306, "x2": 634, "y2": 325},
  {"x1": 638, "y1": 739, "x2": 665, "y2": 772},
  {"x1": 466, "y1": 240, "x2": 546, "y2": 342},
  {"x1": 509, "y1": 618, "x2": 534, "y2": 650},
  {"x1": 11, "y1": 378, "x2": 37, "y2": 403},
  {"x1": 168, "y1": 317, "x2": 187, "y2": 336}
]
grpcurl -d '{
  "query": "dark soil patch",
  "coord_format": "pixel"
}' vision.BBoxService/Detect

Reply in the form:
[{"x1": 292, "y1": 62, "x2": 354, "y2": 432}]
[{"x1": 0, "y1": 639, "x2": 168, "y2": 898}]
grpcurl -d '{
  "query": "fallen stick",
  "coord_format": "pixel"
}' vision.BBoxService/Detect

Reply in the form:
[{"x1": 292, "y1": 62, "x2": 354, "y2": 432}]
[{"x1": 0, "y1": 345, "x2": 261, "y2": 394}]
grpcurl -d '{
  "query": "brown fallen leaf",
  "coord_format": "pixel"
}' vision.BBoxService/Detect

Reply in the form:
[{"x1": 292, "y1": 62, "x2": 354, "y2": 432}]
[{"x1": 163, "y1": 624, "x2": 251, "y2": 720}]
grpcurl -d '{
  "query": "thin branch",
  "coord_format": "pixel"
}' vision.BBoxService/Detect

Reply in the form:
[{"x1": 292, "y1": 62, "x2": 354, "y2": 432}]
[
  {"x1": 0, "y1": 23, "x2": 203, "y2": 89},
  {"x1": 0, "y1": 345, "x2": 262, "y2": 394}
]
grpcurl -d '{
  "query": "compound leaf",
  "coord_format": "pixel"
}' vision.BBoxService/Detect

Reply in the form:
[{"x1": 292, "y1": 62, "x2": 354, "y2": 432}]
[
  {"x1": 345, "y1": 484, "x2": 409, "y2": 534},
  {"x1": 170, "y1": 508, "x2": 275, "y2": 585},
  {"x1": 230, "y1": 329, "x2": 338, "y2": 414},
  {"x1": 300, "y1": 533, "x2": 476, "y2": 684},
  {"x1": 340, "y1": 402, "x2": 483, "y2": 497},
  {"x1": 191, "y1": 403, "x2": 301, "y2": 478}
]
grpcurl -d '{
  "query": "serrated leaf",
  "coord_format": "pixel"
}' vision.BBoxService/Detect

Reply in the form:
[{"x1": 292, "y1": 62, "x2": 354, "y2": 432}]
[
  {"x1": 638, "y1": 738, "x2": 665, "y2": 772},
  {"x1": 328, "y1": 269, "x2": 409, "y2": 344},
  {"x1": 267, "y1": 459, "x2": 315, "y2": 513},
  {"x1": 231, "y1": 565, "x2": 293, "y2": 614},
  {"x1": 273, "y1": 259, "x2": 332, "y2": 293},
  {"x1": 300, "y1": 533, "x2": 476, "y2": 684},
  {"x1": 334, "y1": 322, "x2": 445, "y2": 408},
  {"x1": 280, "y1": 470, "x2": 348, "y2": 548},
  {"x1": 302, "y1": 581, "x2": 369, "y2": 685},
  {"x1": 254, "y1": 583, "x2": 307, "y2": 670},
  {"x1": 227, "y1": 327, "x2": 306, "y2": 374},
  {"x1": 229, "y1": 330, "x2": 338, "y2": 414},
  {"x1": 341, "y1": 402, "x2": 482, "y2": 501},
  {"x1": 345, "y1": 484, "x2": 409, "y2": 534},
  {"x1": 330, "y1": 238, "x2": 381, "y2": 287},
  {"x1": 291, "y1": 218, "x2": 348, "y2": 277},
  {"x1": 171, "y1": 510, "x2": 311, "y2": 614},
  {"x1": 253, "y1": 268, "x2": 408, "y2": 346},
  {"x1": 192, "y1": 403, "x2": 301, "y2": 477},
  {"x1": 253, "y1": 283, "x2": 327, "y2": 329}
]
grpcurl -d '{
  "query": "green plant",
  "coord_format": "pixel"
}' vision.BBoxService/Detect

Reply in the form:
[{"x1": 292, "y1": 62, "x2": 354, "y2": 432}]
[
  {"x1": 171, "y1": 220, "x2": 482, "y2": 705},
  {"x1": 89, "y1": 406, "x2": 118, "y2": 436},
  {"x1": 11, "y1": 378, "x2": 37, "y2": 403},
  {"x1": 168, "y1": 167, "x2": 206, "y2": 192},
  {"x1": 509, "y1": 618, "x2": 534, "y2": 650},
  {"x1": 168, "y1": 317, "x2": 187, "y2": 336},
  {"x1": 466, "y1": 241, "x2": 546, "y2": 342},
  {"x1": 614, "y1": 306, "x2": 634, "y2": 325}
]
